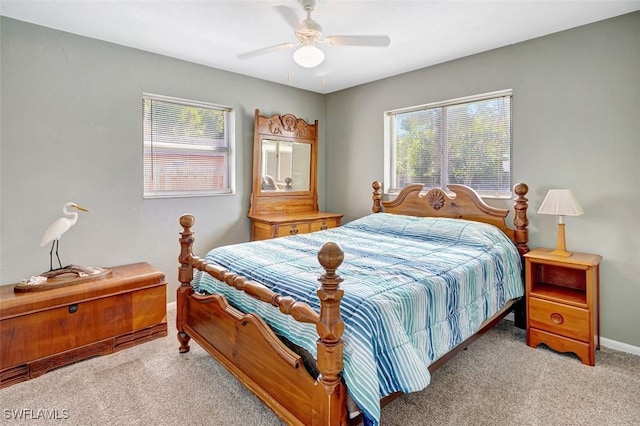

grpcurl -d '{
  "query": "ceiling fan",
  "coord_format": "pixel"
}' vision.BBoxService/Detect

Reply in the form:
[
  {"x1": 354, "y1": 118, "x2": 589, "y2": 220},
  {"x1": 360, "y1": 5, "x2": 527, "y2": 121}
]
[{"x1": 237, "y1": 0, "x2": 391, "y2": 68}]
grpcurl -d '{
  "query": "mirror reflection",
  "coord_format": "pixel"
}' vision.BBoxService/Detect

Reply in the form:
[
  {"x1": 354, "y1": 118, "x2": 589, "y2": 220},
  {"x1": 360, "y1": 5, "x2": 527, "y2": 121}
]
[{"x1": 261, "y1": 140, "x2": 311, "y2": 192}]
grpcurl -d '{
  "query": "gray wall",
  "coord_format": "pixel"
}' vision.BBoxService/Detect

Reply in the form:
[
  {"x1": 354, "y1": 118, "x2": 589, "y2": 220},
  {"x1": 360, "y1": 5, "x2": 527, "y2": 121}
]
[
  {"x1": 0, "y1": 18, "x2": 325, "y2": 301},
  {"x1": 2, "y1": 12, "x2": 639, "y2": 348},
  {"x1": 324, "y1": 12, "x2": 640, "y2": 347}
]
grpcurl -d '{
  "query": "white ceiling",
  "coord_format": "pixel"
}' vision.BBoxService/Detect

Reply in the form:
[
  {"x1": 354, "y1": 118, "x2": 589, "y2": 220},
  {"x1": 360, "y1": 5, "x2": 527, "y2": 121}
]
[{"x1": 1, "y1": 1, "x2": 639, "y2": 94}]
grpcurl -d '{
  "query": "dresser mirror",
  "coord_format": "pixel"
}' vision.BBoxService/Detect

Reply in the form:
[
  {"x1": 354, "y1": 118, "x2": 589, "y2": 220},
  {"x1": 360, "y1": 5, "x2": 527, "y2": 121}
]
[
  {"x1": 260, "y1": 139, "x2": 311, "y2": 192},
  {"x1": 249, "y1": 109, "x2": 319, "y2": 216},
  {"x1": 248, "y1": 109, "x2": 342, "y2": 241}
]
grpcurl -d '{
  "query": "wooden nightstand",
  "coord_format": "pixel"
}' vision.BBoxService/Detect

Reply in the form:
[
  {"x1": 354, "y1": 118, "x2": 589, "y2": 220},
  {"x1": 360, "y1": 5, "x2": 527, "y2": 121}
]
[
  {"x1": 0, "y1": 263, "x2": 167, "y2": 388},
  {"x1": 524, "y1": 248, "x2": 602, "y2": 365}
]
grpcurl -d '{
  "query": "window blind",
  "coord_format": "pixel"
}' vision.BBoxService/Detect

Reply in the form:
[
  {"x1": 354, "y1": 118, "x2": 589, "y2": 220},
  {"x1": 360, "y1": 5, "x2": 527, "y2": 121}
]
[
  {"x1": 143, "y1": 94, "x2": 234, "y2": 198},
  {"x1": 386, "y1": 90, "x2": 512, "y2": 197}
]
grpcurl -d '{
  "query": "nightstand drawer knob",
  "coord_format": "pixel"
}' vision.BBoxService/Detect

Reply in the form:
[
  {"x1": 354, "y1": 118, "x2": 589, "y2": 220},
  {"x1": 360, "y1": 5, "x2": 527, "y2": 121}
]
[{"x1": 550, "y1": 313, "x2": 564, "y2": 324}]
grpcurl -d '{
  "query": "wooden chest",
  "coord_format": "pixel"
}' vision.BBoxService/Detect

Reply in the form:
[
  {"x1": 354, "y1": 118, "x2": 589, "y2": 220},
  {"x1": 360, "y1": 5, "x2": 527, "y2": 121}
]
[{"x1": 0, "y1": 262, "x2": 167, "y2": 388}]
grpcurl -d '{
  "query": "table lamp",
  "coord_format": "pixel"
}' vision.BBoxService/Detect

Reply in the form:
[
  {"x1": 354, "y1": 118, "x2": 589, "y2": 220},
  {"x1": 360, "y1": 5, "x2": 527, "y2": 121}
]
[{"x1": 537, "y1": 189, "x2": 584, "y2": 257}]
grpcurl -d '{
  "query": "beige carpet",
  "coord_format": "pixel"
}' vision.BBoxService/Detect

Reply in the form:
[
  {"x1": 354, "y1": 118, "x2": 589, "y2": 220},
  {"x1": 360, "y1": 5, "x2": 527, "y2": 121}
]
[{"x1": 2, "y1": 307, "x2": 639, "y2": 425}]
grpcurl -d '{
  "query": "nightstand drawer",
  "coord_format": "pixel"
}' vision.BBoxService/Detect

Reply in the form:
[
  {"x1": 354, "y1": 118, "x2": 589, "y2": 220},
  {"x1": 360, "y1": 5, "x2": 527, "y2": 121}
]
[{"x1": 529, "y1": 297, "x2": 590, "y2": 342}]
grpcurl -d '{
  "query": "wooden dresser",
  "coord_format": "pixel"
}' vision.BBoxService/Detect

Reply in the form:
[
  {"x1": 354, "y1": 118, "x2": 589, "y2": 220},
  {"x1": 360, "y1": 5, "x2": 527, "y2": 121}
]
[
  {"x1": 248, "y1": 109, "x2": 342, "y2": 241},
  {"x1": 524, "y1": 248, "x2": 601, "y2": 365},
  {"x1": 0, "y1": 262, "x2": 167, "y2": 388},
  {"x1": 250, "y1": 211, "x2": 342, "y2": 240}
]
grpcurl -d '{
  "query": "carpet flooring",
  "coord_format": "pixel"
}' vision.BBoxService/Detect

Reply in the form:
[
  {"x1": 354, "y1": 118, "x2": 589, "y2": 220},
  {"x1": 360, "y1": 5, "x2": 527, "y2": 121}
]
[{"x1": 2, "y1": 307, "x2": 639, "y2": 425}]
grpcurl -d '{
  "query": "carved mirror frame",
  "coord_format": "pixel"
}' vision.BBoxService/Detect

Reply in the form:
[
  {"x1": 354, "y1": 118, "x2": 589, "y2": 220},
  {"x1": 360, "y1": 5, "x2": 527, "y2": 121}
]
[{"x1": 249, "y1": 109, "x2": 319, "y2": 217}]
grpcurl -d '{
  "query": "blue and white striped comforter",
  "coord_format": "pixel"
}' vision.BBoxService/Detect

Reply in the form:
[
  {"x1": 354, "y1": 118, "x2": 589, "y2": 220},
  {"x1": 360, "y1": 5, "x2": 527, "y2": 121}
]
[{"x1": 193, "y1": 213, "x2": 523, "y2": 425}]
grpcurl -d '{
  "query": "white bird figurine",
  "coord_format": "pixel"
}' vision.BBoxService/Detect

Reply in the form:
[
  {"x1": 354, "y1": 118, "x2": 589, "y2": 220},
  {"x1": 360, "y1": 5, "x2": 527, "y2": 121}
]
[{"x1": 40, "y1": 202, "x2": 88, "y2": 271}]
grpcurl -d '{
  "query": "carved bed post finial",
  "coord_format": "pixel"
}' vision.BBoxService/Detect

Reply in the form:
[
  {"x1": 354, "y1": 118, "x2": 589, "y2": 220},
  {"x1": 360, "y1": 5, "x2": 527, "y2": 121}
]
[
  {"x1": 177, "y1": 213, "x2": 196, "y2": 353},
  {"x1": 513, "y1": 183, "x2": 529, "y2": 256},
  {"x1": 372, "y1": 181, "x2": 382, "y2": 213},
  {"x1": 313, "y1": 242, "x2": 347, "y2": 425}
]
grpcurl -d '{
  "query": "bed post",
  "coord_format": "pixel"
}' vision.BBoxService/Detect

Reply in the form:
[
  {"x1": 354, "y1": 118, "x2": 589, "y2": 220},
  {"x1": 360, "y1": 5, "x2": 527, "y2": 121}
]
[
  {"x1": 512, "y1": 183, "x2": 529, "y2": 256},
  {"x1": 512, "y1": 184, "x2": 529, "y2": 329},
  {"x1": 177, "y1": 213, "x2": 195, "y2": 353},
  {"x1": 372, "y1": 181, "x2": 382, "y2": 213},
  {"x1": 313, "y1": 242, "x2": 348, "y2": 425}
]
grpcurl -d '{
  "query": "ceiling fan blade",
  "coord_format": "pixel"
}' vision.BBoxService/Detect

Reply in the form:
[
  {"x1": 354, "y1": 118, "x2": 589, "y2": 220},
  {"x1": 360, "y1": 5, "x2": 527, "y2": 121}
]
[
  {"x1": 237, "y1": 42, "x2": 298, "y2": 60},
  {"x1": 273, "y1": 5, "x2": 301, "y2": 30},
  {"x1": 323, "y1": 35, "x2": 391, "y2": 47}
]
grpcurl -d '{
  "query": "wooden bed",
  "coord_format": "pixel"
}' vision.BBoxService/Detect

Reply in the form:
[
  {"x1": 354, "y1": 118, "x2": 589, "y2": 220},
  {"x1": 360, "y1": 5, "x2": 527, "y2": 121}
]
[{"x1": 176, "y1": 181, "x2": 530, "y2": 425}]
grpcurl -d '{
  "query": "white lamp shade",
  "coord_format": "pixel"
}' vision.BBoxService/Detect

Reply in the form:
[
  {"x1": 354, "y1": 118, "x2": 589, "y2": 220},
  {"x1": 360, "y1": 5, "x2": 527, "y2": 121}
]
[
  {"x1": 293, "y1": 45, "x2": 325, "y2": 68},
  {"x1": 538, "y1": 189, "x2": 584, "y2": 216}
]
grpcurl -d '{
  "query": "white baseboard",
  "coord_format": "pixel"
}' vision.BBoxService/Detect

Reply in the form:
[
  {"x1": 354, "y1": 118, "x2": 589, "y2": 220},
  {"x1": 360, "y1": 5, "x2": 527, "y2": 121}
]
[
  {"x1": 600, "y1": 337, "x2": 640, "y2": 356},
  {"x1": 168, "y1": 303, "x2": 640, "y2": 357}
]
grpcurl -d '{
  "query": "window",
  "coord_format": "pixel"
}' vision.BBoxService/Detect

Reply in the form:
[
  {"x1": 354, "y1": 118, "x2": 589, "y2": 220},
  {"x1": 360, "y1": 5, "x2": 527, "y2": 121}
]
[
  {"x1": 143, "y1": 94, "x2": 234, "y2": 198},
  {"x1": 384, "y1": 90, "x2": 512, "y2": 198}
]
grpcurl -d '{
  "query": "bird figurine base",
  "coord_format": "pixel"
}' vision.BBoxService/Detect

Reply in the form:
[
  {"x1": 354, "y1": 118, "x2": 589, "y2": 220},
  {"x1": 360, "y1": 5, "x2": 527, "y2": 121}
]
[{"x1": 14, "y1": 265, "x2": 112, "y2": 293}]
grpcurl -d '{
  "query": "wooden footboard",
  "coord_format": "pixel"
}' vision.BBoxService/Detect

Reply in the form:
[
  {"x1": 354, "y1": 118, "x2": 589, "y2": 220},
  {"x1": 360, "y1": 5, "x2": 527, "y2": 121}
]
[{"x1": 177, "y1": 214, "x2": 348, "y2": 425}]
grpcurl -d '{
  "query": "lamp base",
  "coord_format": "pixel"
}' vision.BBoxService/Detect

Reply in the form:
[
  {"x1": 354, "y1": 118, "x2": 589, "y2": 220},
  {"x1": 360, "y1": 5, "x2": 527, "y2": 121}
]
[
  {"x1": 550, "y1": 249, "x2": 573, "y2": 257},
  {"x1": 552, "y1": 223, "x2": 573, "y2": 257}
]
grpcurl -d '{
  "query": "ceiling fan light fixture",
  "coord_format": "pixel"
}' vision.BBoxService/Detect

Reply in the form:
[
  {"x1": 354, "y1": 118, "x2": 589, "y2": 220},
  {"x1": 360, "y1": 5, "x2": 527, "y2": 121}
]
[{"x1": 293, "y1": 45, "x2": 325, "y2": 68}]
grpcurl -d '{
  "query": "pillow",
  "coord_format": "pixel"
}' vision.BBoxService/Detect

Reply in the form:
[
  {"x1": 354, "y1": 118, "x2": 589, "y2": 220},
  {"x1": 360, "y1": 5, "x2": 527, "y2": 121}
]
[{"x1": 343, "y1": 213, "x2": 512, "y2": 249}]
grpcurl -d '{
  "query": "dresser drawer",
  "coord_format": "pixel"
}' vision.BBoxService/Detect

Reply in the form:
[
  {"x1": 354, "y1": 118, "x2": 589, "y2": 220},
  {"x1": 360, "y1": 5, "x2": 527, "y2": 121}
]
[
  {"x1": 528, "y1": 297, "x2": 590, "y2": 342},
  {"x1": 310, "y1": 218, "x2": 339, "y2": 232},
  {"x1": 278, "y1": 223, "x2": 310, "y2": 236}
]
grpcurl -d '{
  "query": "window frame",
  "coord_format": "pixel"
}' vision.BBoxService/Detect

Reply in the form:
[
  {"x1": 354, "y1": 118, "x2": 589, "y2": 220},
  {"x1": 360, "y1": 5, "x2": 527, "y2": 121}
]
[
  {"x1": 384, "y1": 89, "x2": 513, "y2": 199},
  {"x1": 142, "y1": 93, "x2": 235, "y2": 199}
]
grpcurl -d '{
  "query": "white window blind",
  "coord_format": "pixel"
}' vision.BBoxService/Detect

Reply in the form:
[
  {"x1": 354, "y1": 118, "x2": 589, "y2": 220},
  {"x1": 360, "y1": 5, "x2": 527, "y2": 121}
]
[
  {"x1": 385, "y1": 90, "x2": 512, "y2": 198},
  {"x1": 143, "y1": 94, "x2": 234, "y2": 198}
]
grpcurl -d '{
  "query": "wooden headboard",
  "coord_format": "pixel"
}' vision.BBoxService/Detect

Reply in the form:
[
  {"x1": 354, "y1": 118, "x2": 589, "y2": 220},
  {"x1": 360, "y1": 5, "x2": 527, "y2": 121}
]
[{"x1": 371, "y1": 181, "x2": 529, "y2": 256}]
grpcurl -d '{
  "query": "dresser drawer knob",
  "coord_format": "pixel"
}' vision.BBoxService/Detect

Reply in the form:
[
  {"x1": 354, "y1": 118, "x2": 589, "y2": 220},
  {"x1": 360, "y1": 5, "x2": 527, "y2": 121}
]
[
  {"x1": 68, "y1": 304, "x2": 79, "y2": 314},
  {"x1": 289, "y1": 225, "x2": 298, "y2": 235},
  {"x1": 320, "y1": 222, "x2": 328, "y2": 230},
  {"x1": 550, "y1": 313, "x2": 564, "y2": 324}
]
